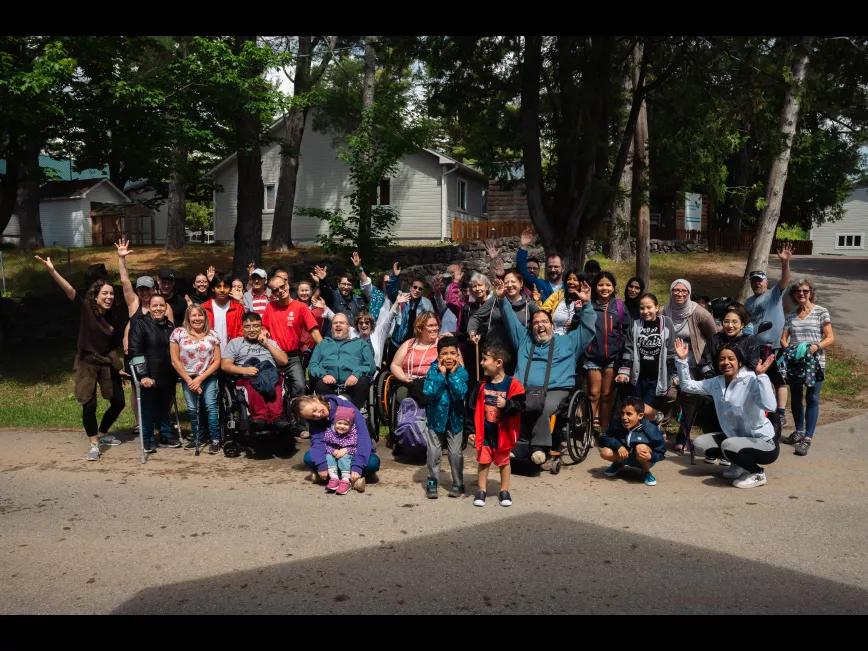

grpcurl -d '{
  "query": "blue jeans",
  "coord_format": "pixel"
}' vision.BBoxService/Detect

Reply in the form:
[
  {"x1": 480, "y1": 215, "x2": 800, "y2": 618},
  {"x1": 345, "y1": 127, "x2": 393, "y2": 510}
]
[
  {"x1": 182, "y1": 375, "x2": 219, "y2": 444},
  {"x1": 304, "y1": 450, "x2": 380, "y2": 478},
  {"x1": 790, "y1": 382, "x2": 823, "y2": 437},
  {"x1": 140, "y1": 384, "x2": 174, "y2": 446},
  {"x1": 326, "y1": 452, "x2": 353, "y2": 477}
]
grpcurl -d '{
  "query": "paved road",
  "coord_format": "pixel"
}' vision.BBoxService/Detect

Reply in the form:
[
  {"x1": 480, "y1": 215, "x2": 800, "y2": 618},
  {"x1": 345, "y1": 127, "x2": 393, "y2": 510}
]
[
  {"x1": 2, "y1": 413, "x2": 867, "y2": 614},
  {"x1": 767, "y1": 255, "x2": 868, "y2": 359}
]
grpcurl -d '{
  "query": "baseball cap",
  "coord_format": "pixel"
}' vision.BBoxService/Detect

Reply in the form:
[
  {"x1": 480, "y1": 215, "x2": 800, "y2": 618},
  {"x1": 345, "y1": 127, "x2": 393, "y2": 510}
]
[
  {"x1": 748, "y1": 270, "x2": 767, "y2": 281},
  {"x1": 135, "y1": 276, "x2": 155, "y2": 289},
  {"x1": 252, "y1": 268, "x2": 267, "y2": 279},
  {"x1": 158, "y1": 268, "x2": 176, "y2": 281}
]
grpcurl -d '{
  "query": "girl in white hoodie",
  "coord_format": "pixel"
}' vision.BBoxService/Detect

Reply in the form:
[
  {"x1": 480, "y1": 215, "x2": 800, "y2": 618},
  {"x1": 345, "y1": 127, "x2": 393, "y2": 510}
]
[{"x1": 675, "y1": 340, "x2": 778, "y2": 489}]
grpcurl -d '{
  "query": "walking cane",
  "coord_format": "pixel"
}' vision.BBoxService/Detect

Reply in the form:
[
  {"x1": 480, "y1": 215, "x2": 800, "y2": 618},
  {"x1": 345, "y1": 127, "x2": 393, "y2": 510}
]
[{"x1": 129, "y1": 356, "x2": 147, "y2": 464}]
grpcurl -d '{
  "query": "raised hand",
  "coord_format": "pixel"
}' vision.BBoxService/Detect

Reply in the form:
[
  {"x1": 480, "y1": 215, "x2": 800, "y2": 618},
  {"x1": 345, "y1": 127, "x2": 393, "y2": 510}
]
[
  {"x1": 312, "y1": 296, "x2": 326, "y2": 310},
  {"x1": 531, "y1": 285, "x2": 541, "y2": 302},
  {"x1": 312, "y1": 264, "x2": 327, "y2": 281},
  {"x1": 34, "y1": 255, "x2": 55, "y2": 272},
  {"x1": 114, "y1": 238, "x2": 132, "y2": 258},
  {"x1": 755, "y1": 354, "x2": 775, "y2": 376},
  {"x1": 493, "y1": 278, "x2": 506, "y2": 299},
  {"x1": 483, "y1": 239, "x2": 500, "y2": 260},
  {"x1": 519, "y1": 227, "x2": 534, "y2": 248},
  {"x1": 674, "y1": 338, "x2": 690, "y2": 360},
  {"x1": 777, "y1": 242, "x2": 794, "y2": 262},
  {"x1": 429, "y1": 275, "x2": 444, "y2": 294},
  {"x1": 576, "y1": 281, "x2": 591, "y2": 304},
  {"x1": 351, "y1": 251, "x2": 362, "y2": 268},
  {"x1": 392, "y1": 261, "x2": 401, "y2": 276},
  {"x1": 206, "y1": 265, "x2": 216, "y2": 281},
  {"x1": 396, "y1": 292, "x2": 410, "y2": 306}
]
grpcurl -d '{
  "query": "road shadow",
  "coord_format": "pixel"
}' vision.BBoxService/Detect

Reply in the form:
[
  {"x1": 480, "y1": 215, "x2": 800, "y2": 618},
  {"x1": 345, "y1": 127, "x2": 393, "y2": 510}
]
[{"x1": 111, "y1": 512, "x2": 868, "y2": 615}]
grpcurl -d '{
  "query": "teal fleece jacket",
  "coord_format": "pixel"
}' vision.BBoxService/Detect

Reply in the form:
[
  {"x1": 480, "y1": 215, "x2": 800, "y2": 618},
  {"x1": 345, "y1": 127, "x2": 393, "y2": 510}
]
[{"x1": 308, "y1": 336, "x2": 375, "y2": 383}]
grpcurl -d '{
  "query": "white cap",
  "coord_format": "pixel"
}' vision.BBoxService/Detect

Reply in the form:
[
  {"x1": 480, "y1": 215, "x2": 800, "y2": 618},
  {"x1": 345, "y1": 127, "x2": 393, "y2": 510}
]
[{"x1": 252, "y1": 268, "x2": 267, "y2": 279}]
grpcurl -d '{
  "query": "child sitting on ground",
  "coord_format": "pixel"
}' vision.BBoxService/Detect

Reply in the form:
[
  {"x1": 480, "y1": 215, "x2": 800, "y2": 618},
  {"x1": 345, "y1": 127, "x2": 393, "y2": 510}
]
[
  {"x1": 323, "y1": 405, "x2": 358, "y2": 496},
  {"x1": 473, "y1": 343, "x2": 525, "y2": 507},
  {"x1": 598, "y1": 396, "x2": 666, "y2": 486},
  {"x1": 422, "y1": 335, "x2": 469, "y2": 499}
]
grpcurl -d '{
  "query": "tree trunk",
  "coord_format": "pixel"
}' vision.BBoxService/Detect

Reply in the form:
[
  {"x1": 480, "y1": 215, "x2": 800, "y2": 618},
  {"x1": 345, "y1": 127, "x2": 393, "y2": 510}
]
[
  {"x1": 738, "y1": 37, "x2": 814, "y2": 301},
  {"x1": 232, "y1": 36, "x2": 264, "y2": 278},
  {"x1": 633, "y1": 43, "x2": 651, "y2": 286},
  {"x1": 15, "y1": 133, "x2": 45, "y2": 250},
  {"x1": 0, "y1": 142, "x2": 20, "y2": 235},
  {"x1": 165, "y1": 145, "x2": 187, "y2": 250},
  {"x1": 356, "y1": 36, "x2": 377, "y2": 255},
  {"x1": 607, "y1": 59, "x2": 635, "y2": 264},
  {"x1": 725, "y1": 137, "x2": 751, "y2": 241}
]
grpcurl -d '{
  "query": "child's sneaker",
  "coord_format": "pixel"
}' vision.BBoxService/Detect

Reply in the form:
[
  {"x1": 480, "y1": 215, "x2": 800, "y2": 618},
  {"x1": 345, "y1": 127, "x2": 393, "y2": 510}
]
[
  {"x1": 498, "y1": 491, "x2": 512, "y2": 507},
  {"x1": 473, "y1": 490, "x2": 486, "y2": 507},
  {"x1": 603, "y1": 462, "x2": 623, "y2": 477},
  {"x1": 643, "y1": 472, "x2": 657, "y2": 486},
  {"x1": 325, "y1": 477, "x2": 340, "y2": 492},
  {"x1": 426, "y1": 479, "x2": 438, "y2": 499},
  {"x1": 335, "y1": 479, "x2": 351, "y2": 495}
]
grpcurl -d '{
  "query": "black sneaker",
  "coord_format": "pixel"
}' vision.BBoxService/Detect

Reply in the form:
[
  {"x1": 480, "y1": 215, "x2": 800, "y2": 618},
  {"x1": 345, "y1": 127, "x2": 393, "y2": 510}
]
[
  {"x1": 159, "y1": 438, "x2": 182, "y2": 448},
  {"x1": 794, "y1": 437, "x2": 812, "y2": 456},
  {"x1": 498, "y1": 491, "x2": 513, "y2": 507},
  {"x1": 448, "y1": 484, "x2": 464, "y2": 498},
  {"x1": 425, "y1": 479, "x2": 438, "y2": 499},
  {"x1": 184, "y1": 440, "x2": 202, "y2": 450},
  {"x1": 208, "y1": 442, "x2": 220, "y2": 455},
  {"x1": 143, "y1": 442, "x2": 157, "y2": 454},
  {"x1": 473, "y1": 490, "x2": 486, "y2": 507}
]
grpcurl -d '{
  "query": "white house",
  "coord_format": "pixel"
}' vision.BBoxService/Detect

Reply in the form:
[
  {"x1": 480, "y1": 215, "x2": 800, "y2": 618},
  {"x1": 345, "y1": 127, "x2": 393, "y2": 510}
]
[
  {"x1": 810, "y1": 185, "x2": 868, "y2": 256},
  {"x1": 125, "y1": 180, "x2": 169, "y2": 245},
  {"x1": 1, "y1": 178, "x2": 131, "y2": 247},
  {"x1": 210, "y1": 114, "x2": 488, "y2": 243}
]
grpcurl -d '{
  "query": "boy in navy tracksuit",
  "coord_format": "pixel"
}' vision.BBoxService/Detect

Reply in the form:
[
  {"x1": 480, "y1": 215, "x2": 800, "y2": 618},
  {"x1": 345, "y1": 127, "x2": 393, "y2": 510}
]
[{"x1": 598, "y1": 396, "x2": 666, "y2": 486}]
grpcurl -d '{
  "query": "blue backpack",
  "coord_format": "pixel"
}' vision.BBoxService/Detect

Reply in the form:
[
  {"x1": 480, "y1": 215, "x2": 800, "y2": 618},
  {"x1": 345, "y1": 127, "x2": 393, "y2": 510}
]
[{"x1": 393, "y1": 397, "x2": 428, "y2": 457}]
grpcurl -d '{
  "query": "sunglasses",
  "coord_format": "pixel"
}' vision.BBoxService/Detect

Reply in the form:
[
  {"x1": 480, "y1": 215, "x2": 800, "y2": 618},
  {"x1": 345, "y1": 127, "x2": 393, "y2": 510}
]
[
  {"x1": 411, "y1": 285, "x2": 424, "y2": 290},
  {"x1": 357, "y1": 319, "x2": 373, "y2": 325},
  {"x1": 269, "y1": 284, "x2": 288, "y2": 293},
  {"x1": 795, "y1": 289, "x2": 811, "y2": 294}
]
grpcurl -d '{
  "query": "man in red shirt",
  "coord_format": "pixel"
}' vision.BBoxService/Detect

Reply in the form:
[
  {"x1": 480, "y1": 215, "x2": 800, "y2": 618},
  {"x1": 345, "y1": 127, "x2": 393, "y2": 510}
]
[{"x1": 263, "y1": 274, "x2": 323, "y2": 399}]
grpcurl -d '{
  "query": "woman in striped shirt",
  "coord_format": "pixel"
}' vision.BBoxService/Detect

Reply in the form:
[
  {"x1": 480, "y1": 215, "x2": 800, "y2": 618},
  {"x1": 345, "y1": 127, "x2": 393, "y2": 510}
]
[{"x1": 780, "y1": 278, "x2": 835, "y2": 456}]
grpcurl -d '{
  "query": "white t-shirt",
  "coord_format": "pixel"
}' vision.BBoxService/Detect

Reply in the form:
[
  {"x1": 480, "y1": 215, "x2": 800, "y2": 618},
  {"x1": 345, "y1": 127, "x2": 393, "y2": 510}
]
[{"x1": 212, "y1": 301, "x2": 230, "y2": 348}]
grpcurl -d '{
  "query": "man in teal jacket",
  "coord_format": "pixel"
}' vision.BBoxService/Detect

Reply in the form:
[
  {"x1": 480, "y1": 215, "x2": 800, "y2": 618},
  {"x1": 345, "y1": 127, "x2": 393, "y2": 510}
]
[
  {"x1": 498, "y1": 278, "x2": 595, "y2": 466},
  {"x1": 308, "y1": 313, "x2": 375, "y2": 409}
]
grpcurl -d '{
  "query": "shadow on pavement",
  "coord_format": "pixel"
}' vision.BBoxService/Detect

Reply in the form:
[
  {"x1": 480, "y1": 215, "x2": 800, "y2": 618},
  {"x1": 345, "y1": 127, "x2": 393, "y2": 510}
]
[{"x1": 111, "y1": 512, "x2": 868, "y2": 614}]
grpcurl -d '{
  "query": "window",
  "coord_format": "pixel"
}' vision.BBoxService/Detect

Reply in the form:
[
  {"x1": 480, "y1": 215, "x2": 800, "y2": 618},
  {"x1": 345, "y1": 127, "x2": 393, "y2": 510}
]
[
  {"x1": 835, "y1": 232, "x2": 864, "y2": 249},
  {"x1": 264, "y1": 184, "x2": 276, "y2": 211},
  {"x1": 457, "y1": 179, "x2": 467, "y2": 211},
  {"x1": 378, "y1": 179, "x2": 391, "y2": 206}
]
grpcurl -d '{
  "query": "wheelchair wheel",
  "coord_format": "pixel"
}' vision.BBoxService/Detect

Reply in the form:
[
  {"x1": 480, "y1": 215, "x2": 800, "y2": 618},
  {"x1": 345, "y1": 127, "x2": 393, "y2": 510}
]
[
  {"x1": 375, "y1": 371, "x2": 393, "y2": 429},
  {"x1": 565, "y1": 390, "x2": 594, "y2": 463},
  {"x1": 223, "y1": 440, "x2": 241, "y2": 458}
]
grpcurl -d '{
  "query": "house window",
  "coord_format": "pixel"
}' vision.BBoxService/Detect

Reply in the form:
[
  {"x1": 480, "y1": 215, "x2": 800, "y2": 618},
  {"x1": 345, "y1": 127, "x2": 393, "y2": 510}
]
[
  {"x1": 835, "y1": 232, "x2": 864, "y2": 249},
  {"x1": 264, "y1": 184, "x2": 276, "y2": 211},
  {"x1": 457, "y1": 179, "x2": 467, "y2": 211},
  {"x1": 378, "y1": 179, "x2": 391, "y2": 206}
]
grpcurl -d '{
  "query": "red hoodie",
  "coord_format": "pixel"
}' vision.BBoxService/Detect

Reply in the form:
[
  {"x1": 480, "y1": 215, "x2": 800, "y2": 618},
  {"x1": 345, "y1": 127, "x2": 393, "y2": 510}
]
[
  {"x1": 201, "y1": 298, "x2": 244, "y2": 344},
  {"x1": 474, "y1": 376, "x2": 525, "y2": 452}
]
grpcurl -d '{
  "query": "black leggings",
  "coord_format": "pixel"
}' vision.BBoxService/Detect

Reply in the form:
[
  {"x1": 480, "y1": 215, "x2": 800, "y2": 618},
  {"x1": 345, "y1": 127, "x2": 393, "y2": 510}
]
[{"x1": 82, "y1": 370, "x2": 125, "y2": 437}]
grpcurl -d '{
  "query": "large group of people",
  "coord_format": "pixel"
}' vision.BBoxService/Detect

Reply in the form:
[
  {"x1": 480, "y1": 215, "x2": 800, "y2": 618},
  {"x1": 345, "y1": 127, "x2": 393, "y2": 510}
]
[{"x1": 36, "y1": 231, "x2": 835, "y2": 503}]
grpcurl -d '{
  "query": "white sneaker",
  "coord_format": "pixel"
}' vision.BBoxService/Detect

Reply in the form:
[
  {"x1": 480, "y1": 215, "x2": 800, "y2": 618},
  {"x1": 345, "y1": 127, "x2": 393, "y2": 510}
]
[
  {"x1": 530, "y1": 450, "x2": 546, "y2": 465},
  {"x1": 723, "y1": 465, "x2": 748, "y2": 480},
  {"x1": 87, "y1": 445, "x2": 100, "y2": 461},
  {"x1": 733, "y1": 472, "x2": 767, "y2": 489},
  {"x1": 718, "y1": 458, "x2": 731, "y2": 467}
]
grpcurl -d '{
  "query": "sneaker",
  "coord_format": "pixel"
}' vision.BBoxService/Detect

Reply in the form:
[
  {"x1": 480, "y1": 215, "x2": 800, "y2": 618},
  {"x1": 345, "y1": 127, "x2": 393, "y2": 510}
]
[
  {"x1": 723, "y1": 465, "x2": 748, "y2": 480},
  {"x1": 143, "y1": 442, "x2": 157, "y2": 454},
  {"x1": 498, "y1": 490, "x2": 512, "y2": 507},
  {"x1": 530, "y1": 450, "x2": 546, "y2": 465},
  {"x1": 782, "y1": 430, "x2": 805, "y2": 445},
  {"x1": 159, "y1": 438, "x2": 182, "y2": 448},
  {"x1": 353, "y1": 477, "x2": 366, "y2": 493},
  {"x1": 325, "y1": 477, "x2": 340, "y2": 492},
  {"x1": 733, "y1": 472, "x2": 767, "y2": 489},
  {"x1": 643, "y1": 472, "x2": 657, "y2": 486},
  {"x1": 184, "y1": 440, "x2": 199, "y2": 450},
  {"x1": 448, "y1": 484, "x2": 464, "y2": 498},
  {"x1": 335, "y1": 479, "x2": 352, "y2": 495},
  {"x1": 87, "y1": 445, "x2": 100, "y2": 461},
  {"x1": 718, "y1": 458, "x2": 731, "y2": 467},
  {"x1": 99, "y1": 434, "x2": 121, "y2": 446},
  {"x1": 603, "y1": 463, "x2": 623, "y2": 478},
  {"x1": 208, "y1": 442, "x2": 220, "y2": 455},
  {"x1": 473, "y1": 490, "x2": 486, "y2": 507},
  {"x1": 703, "y1": 456, "x2": 717, "y2": 464},
  {"x1": 794, "y1": 437, "x2": 812, "y2": 456},
  {"x1": 426, "y1": 479, "x2": 438, "y2": 499}
]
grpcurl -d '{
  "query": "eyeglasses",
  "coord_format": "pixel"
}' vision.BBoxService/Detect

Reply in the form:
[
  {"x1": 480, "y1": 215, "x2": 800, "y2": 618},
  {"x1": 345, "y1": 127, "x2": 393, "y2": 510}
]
[
  {"x1": 357, "y1": 319, "x2": 373, "y2": 325},
  {"x1": 269, "y1": 284, "x2": 288, "y2": 293},
  {"x1": 672, "y1": 289, "x2": 690, "y2": 295},
  {"x1": 411, "y1": 285, "x2": 424, "y2": 290},
  {"x1": 795, "y1": 289, "x2": 811, "y2": 294},
  {"x1": 242, "y1": 324, "x2": 261, "y2": 330}
]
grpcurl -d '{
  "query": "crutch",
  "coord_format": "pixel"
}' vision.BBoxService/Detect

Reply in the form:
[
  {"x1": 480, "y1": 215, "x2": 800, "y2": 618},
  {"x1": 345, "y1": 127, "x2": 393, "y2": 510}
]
[{"x1": 129, "y1": 356, "x2": 148, "y2": 464}]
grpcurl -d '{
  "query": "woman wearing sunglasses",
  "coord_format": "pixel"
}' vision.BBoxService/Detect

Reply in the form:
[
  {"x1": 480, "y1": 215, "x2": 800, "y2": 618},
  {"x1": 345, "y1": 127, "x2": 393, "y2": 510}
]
[{"x1": 779, "y1": 279, "x2": 834, "y2": 456}]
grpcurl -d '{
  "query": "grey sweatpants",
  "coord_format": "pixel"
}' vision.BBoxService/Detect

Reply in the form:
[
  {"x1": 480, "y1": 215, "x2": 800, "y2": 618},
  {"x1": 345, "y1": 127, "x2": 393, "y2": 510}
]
[
  {"x1": 694, "y1": 432, "x2": 779, "y2": 474},
  {"x1": 426, "y1": 426, "x2": 464, "y2": 488}
]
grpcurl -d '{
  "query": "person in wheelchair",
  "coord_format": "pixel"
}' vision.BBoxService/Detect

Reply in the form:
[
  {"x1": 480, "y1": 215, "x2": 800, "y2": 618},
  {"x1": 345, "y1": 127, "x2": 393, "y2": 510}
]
[
  {"x1": 220, "y1": 312, "x2": 290, "y2": 431},
  {"x1": 308, "y1": 312, "x2": 376, "y2": 410},
  {"x1": 496, "y1": 277, "x2": 596, "y2": 469},
  {"x1": 598, "y1": 396, "x2": 666, "y2": 487}
]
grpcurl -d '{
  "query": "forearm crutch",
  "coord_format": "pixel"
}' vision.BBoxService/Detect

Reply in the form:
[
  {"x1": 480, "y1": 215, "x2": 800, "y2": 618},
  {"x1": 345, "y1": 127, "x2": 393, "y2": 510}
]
[{"x1": 129, "y1": 356, "x2": 147, "y2": 465}]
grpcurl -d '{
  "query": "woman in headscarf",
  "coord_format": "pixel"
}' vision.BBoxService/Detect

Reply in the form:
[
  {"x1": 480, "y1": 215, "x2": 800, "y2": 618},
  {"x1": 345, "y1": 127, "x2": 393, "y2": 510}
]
[
  {"x1": 623, "y1": 276, "x2": 645, "y2": 321},
  {"x1": 662, "y1": 279, "x2": 719, "y2": 453}
]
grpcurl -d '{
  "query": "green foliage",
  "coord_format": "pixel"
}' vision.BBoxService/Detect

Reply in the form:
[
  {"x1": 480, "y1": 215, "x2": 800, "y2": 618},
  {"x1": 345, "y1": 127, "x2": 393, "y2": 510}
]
[
  {"x1": 186, "y1": 201, "x2": 213, "y2": 232},
  {"x1": 774, "y1": 222, "x2": 809, "y2": 240}
]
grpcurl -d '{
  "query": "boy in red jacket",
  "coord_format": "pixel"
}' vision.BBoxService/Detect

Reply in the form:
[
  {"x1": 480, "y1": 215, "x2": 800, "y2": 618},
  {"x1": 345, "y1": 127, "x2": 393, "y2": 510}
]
[{"x1": 474, "y1": 342, "x2": 525, "y2": 507}]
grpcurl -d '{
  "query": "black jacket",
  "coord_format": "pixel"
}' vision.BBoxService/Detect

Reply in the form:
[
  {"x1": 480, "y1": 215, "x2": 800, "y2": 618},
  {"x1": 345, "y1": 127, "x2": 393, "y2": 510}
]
[{"x1": 129, "y1": 315, "x2": 176, "y2": 386}]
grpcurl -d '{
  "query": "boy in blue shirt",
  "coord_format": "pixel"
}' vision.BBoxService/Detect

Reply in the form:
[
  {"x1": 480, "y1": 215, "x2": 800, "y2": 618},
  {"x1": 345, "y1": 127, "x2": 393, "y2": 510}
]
[{"x1": 598, "y1": 396, "x2": 666, "y2": 486}]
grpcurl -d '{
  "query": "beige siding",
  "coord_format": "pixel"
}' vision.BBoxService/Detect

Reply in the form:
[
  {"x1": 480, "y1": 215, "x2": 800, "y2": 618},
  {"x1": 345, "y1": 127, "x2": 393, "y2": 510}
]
[
  {"x1": 390, "y1": 152, "x2": 442, "y2": 239},
  {"x1": 810, "y1": 188, "x2": 868, "y2": 256},
  {"x1": 40, "y1": 199, "x2": 89, "y2": 247},
  {"x1": 127, "y1": 188, "x2": 167, "y2": 244},
  {"x1": 86, "y1": 182, "x2": 129, "y2": 205}
]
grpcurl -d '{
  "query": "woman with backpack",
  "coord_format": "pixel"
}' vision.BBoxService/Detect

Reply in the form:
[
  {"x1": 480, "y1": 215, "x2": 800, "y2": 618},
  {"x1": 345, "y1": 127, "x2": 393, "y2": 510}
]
[{"x1": 584, "y1": 271, "x2": 629, "y2": 432}]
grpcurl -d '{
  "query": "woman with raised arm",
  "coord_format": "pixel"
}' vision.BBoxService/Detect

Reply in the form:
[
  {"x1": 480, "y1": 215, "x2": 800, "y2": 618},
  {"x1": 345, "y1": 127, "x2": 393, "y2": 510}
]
[
  {"x1": 35, "y1": 255, "x2": 125, "y2": 461},
  {"x1": 674, "y1": 338, "x2": 779, "y2": 489}
]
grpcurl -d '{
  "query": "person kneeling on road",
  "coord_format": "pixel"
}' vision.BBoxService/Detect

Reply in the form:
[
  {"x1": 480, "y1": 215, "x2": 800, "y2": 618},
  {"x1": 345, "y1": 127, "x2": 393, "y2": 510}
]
[{"x1": 598, "y1": 396, "x2": 666, "y2": 486}]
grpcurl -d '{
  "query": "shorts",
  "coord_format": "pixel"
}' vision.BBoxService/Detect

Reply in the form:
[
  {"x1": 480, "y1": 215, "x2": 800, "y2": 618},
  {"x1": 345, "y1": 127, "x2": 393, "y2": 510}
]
[
  {"x1": 477, "y1": 445, "x2": 511, "y2": 467},
  {"x1": 765, "y1": 356, "x2": 784, "y2": 388},
  {"x1": 633, "y1": 377, "x2": 664, "y2": 410},
  {"x1": 584, "y1": 359, "x2": 615, "y2": 371}
]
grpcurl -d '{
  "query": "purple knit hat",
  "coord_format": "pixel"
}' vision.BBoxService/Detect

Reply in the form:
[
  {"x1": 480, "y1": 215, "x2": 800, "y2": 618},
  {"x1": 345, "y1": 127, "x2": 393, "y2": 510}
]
[{"x1": 334, "y1": 406, "x2": 355, "y2": 423}]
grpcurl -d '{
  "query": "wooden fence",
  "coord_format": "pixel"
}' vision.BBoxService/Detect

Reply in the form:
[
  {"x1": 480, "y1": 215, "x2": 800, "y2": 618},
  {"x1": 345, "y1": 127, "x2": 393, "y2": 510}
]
[{"x1": 451, "y1": 217, "x2": 531, "y2": 242}]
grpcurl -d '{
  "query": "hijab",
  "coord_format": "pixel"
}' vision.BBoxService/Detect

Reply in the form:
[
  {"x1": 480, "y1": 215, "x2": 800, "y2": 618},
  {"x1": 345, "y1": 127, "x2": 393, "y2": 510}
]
[
  {"x1": 624, "y1": 276, "x2": 645, "y2": 315},
  {"x1": 663, "y1": 278, "x2": 697, "y2": 327}
]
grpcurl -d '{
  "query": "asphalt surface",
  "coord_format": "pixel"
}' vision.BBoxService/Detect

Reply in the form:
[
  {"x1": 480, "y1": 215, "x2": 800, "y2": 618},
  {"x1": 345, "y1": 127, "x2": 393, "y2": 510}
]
[{"x1": 2, "y1": 412, "x2": 867, "y2": 614}]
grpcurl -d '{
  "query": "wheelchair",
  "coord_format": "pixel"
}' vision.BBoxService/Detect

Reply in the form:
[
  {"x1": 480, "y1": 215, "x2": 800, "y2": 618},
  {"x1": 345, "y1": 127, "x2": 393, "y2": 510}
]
[{"x1": 218, "y1": 371, "x2": 297, "y2": 459}]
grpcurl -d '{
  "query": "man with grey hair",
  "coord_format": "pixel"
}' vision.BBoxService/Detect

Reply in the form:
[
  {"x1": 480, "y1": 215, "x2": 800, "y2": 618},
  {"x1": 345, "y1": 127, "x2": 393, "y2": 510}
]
[{"x1": 308, "y1": 312, "x2": 376, "y2": 409}]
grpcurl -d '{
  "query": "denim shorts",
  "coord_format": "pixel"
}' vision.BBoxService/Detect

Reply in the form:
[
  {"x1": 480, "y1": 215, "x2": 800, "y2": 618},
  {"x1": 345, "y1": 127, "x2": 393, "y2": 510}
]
[
  {"x1": 633, "y1": 377, "x2": 664, "y2": 410},
  {"x1": 583, "y1": 359, "x2": 615, "y2": 371}
]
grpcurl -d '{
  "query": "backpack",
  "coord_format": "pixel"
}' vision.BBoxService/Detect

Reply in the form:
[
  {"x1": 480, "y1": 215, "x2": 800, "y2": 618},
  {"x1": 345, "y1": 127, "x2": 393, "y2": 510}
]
[{"x1": 393, "y1": 397, "x2": 428, "y2": 457}]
